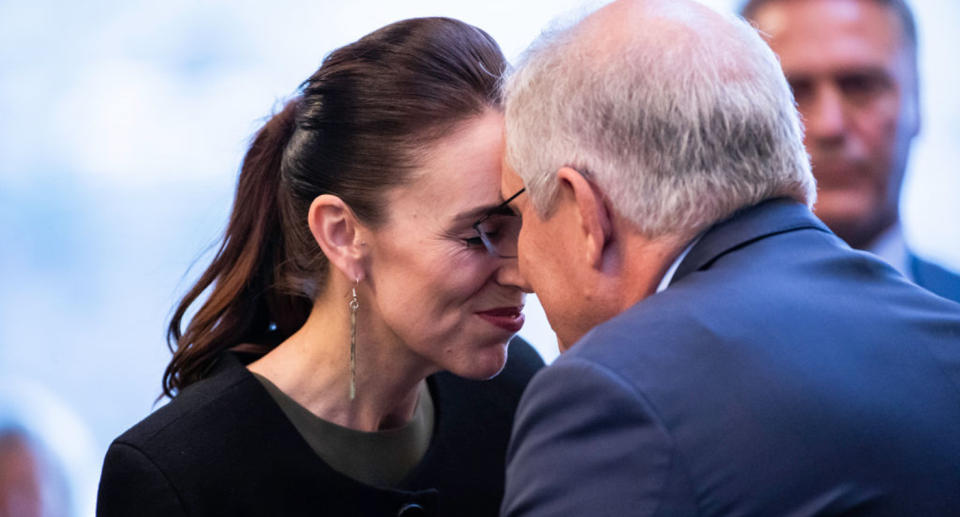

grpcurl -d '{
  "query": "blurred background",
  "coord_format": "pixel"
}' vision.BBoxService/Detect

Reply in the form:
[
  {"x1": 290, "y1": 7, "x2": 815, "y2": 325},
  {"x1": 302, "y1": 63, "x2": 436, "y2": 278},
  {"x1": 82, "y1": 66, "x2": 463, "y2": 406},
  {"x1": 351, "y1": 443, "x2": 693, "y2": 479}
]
[{"x1": 1, "y1": 0, "x2": 957, "y2": 515}]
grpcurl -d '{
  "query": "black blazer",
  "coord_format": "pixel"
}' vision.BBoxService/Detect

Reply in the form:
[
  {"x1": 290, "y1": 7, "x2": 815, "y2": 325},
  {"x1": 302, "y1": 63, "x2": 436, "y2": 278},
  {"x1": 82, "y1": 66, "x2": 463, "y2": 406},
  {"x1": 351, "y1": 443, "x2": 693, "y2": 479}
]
[{"x1": 98, "y1": 336, "x2": 543, "y2": 517}]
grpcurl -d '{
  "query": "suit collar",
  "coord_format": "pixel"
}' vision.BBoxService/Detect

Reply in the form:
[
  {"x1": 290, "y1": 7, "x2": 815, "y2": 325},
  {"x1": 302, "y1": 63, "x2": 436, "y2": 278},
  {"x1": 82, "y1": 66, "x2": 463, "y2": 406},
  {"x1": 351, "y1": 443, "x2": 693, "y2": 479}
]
[{"x1": 672, "y1": 198, "x2": 830, "y2": 285}]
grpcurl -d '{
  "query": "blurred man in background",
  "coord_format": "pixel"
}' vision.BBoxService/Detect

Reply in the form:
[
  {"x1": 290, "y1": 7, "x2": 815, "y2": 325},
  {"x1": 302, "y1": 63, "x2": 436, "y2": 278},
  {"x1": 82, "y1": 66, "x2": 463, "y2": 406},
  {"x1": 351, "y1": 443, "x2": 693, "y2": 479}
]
[{"x1": 741, "y1": 0, "x2": 960, "y2": 302}]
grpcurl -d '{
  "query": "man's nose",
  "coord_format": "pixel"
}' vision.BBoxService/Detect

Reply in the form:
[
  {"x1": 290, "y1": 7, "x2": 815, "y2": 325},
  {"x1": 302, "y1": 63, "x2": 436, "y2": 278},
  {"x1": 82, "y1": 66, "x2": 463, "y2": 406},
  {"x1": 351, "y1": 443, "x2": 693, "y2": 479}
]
[{"x1": 802, "y1": 83, "x2": 847, "y2": 145}]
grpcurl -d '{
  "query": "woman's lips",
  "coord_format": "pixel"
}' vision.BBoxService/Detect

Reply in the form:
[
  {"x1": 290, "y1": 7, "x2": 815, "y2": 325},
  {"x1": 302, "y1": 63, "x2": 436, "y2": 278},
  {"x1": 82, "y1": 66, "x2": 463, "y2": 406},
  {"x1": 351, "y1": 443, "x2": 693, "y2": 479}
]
[{"x1": 476, "y1": 306, "x2": 525, "y2": 333}]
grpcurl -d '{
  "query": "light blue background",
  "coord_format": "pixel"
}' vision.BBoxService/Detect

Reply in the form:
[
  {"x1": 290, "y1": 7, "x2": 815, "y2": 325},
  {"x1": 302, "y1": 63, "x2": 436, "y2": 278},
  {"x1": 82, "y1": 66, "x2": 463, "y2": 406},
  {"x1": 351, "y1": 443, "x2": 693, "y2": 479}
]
[{"x1": 1, "y1": 1, "x2": 957, "y2": 515}]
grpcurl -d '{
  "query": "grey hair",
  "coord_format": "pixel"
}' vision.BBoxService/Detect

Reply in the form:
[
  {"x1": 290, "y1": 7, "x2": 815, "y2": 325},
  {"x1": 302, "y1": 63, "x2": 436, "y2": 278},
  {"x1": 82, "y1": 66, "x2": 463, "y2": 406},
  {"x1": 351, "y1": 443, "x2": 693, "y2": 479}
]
[{"x1": 504, "y1": 2, "x2": 816, "y2": 237}]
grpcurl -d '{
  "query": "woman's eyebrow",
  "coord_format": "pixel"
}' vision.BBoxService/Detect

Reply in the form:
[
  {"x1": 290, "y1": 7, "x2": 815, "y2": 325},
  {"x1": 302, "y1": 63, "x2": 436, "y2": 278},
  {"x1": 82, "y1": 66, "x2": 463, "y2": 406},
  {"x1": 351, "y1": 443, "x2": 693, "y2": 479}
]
[
  {"x1": 451, "y1": 200, "x2": 509, "y2": 224},
  {"x1": 450, "y1": 188, "x2": 524, "y2": 225}
]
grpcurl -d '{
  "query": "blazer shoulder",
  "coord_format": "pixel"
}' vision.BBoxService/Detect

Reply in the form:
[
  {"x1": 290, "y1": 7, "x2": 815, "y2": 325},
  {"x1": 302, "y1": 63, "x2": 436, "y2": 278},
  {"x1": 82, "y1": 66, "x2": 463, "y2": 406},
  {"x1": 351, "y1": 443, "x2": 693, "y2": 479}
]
[
  {"x1": 504, "y1": 356, "x2": 698, "y2": 516},
  {"x1": 112, "y1": 356, "x2": 261, "y2": 451},
  {"x1": 101, "y1": 357, "x2": 299, "y2": 510},
  {"x1": 565, "y1": 290, "x2": 701, "y2": 367},
  {"x1": 98, "y1": 441, "x2": 189, "y2": 517},
  {"x1": 911, "y1": 253, "x2": 960, "y2": 304}
]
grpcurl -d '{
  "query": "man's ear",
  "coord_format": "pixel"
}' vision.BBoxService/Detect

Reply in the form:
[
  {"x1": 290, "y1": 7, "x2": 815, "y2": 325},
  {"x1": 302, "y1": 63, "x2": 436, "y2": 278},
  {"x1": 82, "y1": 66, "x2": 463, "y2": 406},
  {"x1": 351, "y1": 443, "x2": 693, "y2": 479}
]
[
  {"x1": 556, "y1": 167, "x2": 613, "y2": 269},
  {"x1": 307, "y1": 194, "x2": 367, "y2": 281}
]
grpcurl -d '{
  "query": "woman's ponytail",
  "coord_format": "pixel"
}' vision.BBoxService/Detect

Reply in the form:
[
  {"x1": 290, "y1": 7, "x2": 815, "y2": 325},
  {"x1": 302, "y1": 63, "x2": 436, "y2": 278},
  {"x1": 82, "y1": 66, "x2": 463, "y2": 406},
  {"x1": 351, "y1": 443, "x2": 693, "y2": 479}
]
[{"x1": 162, "y1": 98, "x2": 311, "y2": 398}]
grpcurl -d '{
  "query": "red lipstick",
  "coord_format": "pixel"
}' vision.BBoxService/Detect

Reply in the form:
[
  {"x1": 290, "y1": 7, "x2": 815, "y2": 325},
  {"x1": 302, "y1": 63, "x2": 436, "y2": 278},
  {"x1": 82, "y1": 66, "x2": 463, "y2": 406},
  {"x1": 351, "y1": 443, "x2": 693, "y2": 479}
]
[{"x1": 476, "y1": 306, "x2": 525, "y2": 333}]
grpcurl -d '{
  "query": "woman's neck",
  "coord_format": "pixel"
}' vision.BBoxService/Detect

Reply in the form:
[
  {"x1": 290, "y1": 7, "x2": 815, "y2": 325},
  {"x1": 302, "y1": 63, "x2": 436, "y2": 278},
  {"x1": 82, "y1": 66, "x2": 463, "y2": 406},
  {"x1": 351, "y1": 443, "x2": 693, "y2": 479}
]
[{"x1": 248, "y1": 287, "x2": 434, "y2": 432}]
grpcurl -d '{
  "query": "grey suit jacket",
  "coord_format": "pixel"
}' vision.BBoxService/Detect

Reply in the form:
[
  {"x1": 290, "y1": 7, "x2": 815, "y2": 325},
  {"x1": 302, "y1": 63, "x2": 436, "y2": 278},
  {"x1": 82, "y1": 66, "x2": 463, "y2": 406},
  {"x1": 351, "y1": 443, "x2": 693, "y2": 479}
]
[{"x1": 502, "y1": 199, "x2": 960, "y2": 516}]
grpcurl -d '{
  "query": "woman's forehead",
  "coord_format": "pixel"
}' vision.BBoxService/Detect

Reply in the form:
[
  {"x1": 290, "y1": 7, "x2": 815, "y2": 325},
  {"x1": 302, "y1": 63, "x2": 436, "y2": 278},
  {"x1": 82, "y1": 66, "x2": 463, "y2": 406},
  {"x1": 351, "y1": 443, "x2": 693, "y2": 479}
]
[{"x1": 388, "y1": 112, "x2": 506, "y2": 224}]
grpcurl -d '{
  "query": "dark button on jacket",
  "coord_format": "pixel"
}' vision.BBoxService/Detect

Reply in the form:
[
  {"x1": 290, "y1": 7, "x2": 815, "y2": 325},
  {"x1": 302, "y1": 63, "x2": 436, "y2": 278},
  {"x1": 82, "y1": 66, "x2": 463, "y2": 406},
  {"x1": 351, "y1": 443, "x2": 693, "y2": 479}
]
[{"x1": 397, "y1": 502, "x2": 427, "y2": 516}]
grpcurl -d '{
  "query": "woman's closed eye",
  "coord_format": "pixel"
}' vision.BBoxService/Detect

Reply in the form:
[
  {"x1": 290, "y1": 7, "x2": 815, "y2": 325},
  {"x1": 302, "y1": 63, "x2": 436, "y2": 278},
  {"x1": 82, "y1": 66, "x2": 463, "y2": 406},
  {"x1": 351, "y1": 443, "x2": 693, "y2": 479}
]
[
  {"x1": 463, "y1": 233, "x2": 486, "y2": 249},
  {"x1": 462, "y1": 219, "x2": 503, "y2": 251}
]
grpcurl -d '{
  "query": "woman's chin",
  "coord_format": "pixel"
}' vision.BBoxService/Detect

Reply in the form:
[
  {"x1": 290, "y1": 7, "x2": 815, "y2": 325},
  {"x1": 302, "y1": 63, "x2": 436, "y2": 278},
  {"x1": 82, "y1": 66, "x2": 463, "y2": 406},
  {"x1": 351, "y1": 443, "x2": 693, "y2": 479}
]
[{"x1": 449, "y1": 342, "x2": 508, "y2": 380}]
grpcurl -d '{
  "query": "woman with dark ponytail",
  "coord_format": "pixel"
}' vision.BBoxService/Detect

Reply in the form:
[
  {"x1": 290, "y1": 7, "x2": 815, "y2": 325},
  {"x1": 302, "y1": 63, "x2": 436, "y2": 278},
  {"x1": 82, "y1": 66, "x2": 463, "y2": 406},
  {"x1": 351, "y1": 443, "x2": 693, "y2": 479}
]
[{"x1": 97, "y1": 17, "x2": 542, "y2": 516}]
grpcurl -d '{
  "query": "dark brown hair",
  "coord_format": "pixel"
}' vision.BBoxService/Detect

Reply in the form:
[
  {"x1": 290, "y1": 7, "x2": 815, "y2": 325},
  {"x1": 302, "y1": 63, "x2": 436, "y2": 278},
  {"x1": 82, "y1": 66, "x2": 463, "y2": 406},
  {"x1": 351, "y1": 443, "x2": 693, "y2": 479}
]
[{"x1": 162, "y1": 17, "x2": 506, "y2": 398}]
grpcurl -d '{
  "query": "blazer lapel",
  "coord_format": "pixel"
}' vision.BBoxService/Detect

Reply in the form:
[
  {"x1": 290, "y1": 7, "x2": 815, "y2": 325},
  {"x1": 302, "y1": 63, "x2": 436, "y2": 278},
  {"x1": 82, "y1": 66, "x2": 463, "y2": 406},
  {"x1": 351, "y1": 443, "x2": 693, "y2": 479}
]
[{"x1": 671, "y1": 198, "x2": 831, "y2": 285}]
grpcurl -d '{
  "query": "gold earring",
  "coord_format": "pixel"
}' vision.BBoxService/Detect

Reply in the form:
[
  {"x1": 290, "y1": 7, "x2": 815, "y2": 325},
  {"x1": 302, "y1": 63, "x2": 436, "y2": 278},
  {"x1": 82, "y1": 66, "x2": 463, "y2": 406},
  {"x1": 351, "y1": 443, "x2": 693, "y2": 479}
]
[{"x1": 349, "y1": 278, "x2": 360, "y2": 400}]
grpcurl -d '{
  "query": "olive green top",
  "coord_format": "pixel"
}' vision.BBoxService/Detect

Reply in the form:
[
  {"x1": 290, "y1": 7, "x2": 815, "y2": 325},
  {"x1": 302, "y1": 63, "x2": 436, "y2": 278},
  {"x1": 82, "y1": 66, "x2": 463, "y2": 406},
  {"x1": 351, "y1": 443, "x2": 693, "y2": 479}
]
[{"x1": 252, "y1": 373, "x2": 435, "y2": 488}]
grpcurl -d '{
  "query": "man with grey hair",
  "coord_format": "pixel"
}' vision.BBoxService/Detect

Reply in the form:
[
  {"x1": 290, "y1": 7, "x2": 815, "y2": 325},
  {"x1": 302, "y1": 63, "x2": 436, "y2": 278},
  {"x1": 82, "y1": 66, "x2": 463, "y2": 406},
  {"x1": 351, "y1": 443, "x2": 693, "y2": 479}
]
[
  {"x1": 740, "y1": 0, "x2": 960, "y2": 302},
  {"x1": 498, "y1": 0, "x2": 960, "y2": 515}
]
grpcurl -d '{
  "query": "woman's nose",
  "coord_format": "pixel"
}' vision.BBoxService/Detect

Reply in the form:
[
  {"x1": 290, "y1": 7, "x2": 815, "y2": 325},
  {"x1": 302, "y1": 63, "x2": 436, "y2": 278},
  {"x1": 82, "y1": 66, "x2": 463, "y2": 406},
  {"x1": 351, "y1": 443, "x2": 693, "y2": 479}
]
[{"x1": 496, "y1": 256, "x2": 533, "y2": 293}]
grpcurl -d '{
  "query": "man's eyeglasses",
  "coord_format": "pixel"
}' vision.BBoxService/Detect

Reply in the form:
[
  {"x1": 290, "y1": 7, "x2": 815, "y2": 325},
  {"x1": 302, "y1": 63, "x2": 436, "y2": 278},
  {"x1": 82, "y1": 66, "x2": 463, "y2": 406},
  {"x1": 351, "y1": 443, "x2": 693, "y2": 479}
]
[{"x1": 471, "y1": 188, "x2": 525, "y2": 258}]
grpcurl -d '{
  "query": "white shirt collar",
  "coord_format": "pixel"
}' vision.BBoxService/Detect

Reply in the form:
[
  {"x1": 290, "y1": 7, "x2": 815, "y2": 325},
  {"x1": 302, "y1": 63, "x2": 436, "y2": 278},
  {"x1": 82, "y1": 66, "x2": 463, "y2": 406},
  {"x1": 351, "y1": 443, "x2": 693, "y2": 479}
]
[{"x1": 655, "y1": 235, "x2": 702, "y2": 294}]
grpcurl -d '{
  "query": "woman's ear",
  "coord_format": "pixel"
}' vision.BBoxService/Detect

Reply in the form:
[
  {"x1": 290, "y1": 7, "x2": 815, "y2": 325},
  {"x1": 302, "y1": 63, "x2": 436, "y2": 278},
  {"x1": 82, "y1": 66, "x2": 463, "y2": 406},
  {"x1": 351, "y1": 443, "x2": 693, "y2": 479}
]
[{"x1": 308, "y1": 194, "x2": 367, "y2": 281}]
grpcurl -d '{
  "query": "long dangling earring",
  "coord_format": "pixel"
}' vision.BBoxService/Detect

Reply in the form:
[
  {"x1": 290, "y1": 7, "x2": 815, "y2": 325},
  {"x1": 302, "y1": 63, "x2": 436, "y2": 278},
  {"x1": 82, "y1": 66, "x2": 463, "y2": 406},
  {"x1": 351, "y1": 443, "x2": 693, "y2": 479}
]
[{"x1": 349, "y1": 278, "x2": 360, "y2": 401}]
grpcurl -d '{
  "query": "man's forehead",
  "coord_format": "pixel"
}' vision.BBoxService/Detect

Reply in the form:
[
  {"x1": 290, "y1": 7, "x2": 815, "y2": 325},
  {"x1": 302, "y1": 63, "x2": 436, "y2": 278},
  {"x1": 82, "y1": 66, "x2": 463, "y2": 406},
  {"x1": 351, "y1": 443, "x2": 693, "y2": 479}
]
[
  {"x1": 499, "y1": 158, "x2": 524, "y2": 190},
  {"x1": 760, "y1": 3, "x2": 914, "y2": 83},
  {"x1": 758, "y1": 0, "x2": 908, "y2": 52}
]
